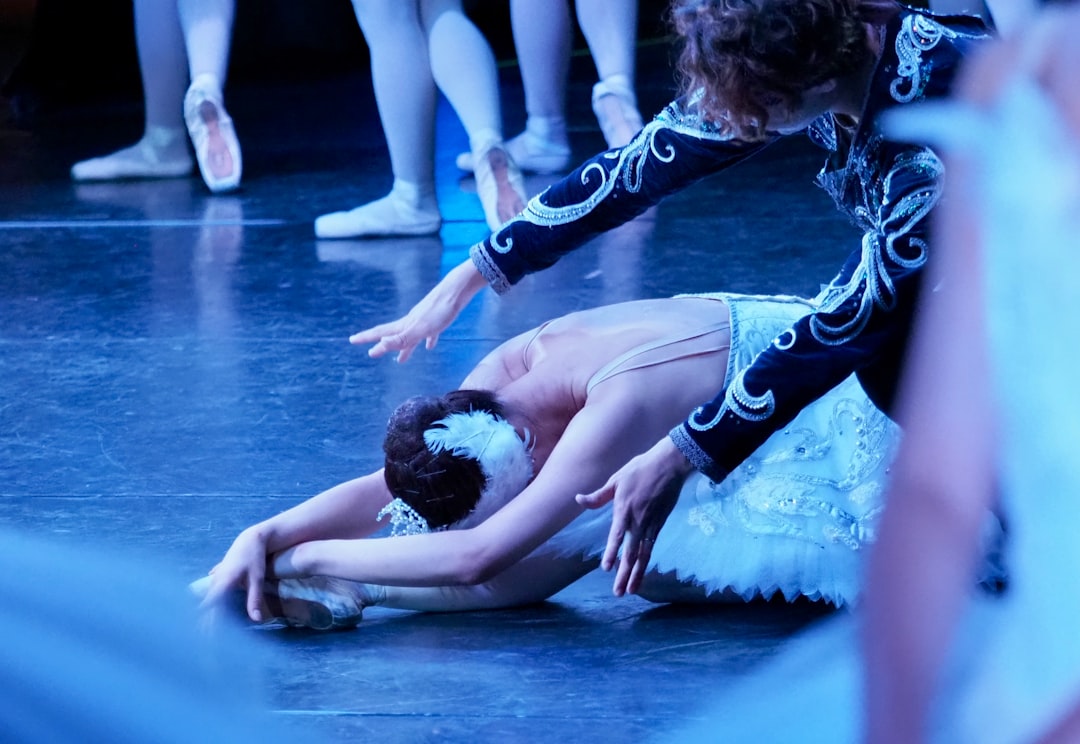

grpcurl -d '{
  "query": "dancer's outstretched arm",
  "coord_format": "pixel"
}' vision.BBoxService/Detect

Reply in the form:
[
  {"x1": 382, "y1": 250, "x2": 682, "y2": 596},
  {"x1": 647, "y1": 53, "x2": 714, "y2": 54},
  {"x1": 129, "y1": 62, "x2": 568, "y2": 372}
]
[
  {"x1": 349, "y1": 258, "x2": 487, "y2": 362},
  {"x1": 350, "y1": 113, "x2": 762, "y2": 362}
]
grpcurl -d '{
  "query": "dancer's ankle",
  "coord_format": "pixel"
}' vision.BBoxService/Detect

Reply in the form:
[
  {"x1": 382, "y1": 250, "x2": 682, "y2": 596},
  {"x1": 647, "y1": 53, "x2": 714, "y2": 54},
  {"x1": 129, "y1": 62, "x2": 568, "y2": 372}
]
[
  {"x1": 524, "y1": 116, "x2": 568, "y2": 147},
  {"x1": 467, "y1": 128, "x2": 504, "y2": 159},
  {"x1": 143, "y1": 125, "x2": 188, "y2": 159},
  {"x1": 390, "y1": 179, "x2": 437, "y2": 212}
]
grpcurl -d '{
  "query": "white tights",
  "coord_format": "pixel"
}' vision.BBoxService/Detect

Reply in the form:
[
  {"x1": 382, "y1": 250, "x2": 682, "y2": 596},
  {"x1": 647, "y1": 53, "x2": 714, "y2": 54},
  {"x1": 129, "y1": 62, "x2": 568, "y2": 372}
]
[
  {"x1": 350, "y1": 0, "x2": 506, "y2": 195},
  {"x1": 132, "y1": 0, "x2": 235, "y2": 136},
  {"x1": 508, "y1": 0, "x2": 638, "y2": 142}
]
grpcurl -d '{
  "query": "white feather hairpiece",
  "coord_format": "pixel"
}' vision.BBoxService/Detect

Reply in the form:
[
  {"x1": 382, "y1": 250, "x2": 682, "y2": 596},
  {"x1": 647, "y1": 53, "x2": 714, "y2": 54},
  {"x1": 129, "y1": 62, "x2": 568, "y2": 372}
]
[{"x1": 423, "y1": 409, "x2": 534, "y2": 530}]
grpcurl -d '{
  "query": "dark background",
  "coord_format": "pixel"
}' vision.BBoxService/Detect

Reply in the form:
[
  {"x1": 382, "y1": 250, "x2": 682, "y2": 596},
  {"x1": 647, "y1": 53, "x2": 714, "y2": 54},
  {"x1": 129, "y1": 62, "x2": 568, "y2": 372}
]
[{"x1": 0, "y1": 0, "x2": 678, "y2": 128}]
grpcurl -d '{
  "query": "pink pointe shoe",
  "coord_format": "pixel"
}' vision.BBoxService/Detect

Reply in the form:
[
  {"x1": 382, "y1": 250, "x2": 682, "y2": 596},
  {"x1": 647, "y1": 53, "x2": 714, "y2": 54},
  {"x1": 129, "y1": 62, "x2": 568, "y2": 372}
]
[
  {"x1": 184, "y1": 74, "x2": 242, "y2": 193},
  {"x1": 472, "y1": 143, "x2": 527, "y2": 231}
]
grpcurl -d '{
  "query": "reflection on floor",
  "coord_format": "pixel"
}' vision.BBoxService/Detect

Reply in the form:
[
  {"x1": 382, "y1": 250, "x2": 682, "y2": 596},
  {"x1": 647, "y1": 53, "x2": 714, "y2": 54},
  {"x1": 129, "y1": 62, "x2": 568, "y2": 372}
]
[{"x1": 1, "y1": 31, "x2": 861, "y2": 744}]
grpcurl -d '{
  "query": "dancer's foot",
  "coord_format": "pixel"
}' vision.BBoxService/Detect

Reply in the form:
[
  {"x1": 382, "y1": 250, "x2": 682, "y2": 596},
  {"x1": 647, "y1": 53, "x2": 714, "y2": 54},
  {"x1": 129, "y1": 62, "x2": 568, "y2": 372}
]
[
  {"x1": 266, "y1": 577, "x2": 380, "y2": 631},
  {"x1": 184, "y1": 74, "x2": 242, "y2": 193},
  {"x1": 472, "y1": 143, "x2": 527, "y2": 231},
  {"x1": 189, "y1": 575, "x2": 380, "y2": 631},
  {"x1": 456, "y1": 127, "x2": 571, "y2": 175},
  {"x1": 592, "y1": 76, "x2": 644, "y2": 149},
  {"x1": 314, "y1": 182, "x2": 442, "y2": 239},
  {"x1": 71, "y1": 127, "x2": 193, "y2": 181}
]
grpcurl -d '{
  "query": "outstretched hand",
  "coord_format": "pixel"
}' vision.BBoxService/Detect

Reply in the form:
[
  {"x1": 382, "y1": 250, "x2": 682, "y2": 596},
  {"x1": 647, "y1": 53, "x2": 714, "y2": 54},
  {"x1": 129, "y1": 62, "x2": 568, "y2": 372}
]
[
  {"x1": 349, "y1": 259, "x2": 488, "y2": 363},
  {"x1": 576, "y1": 437, "x2": 693, "y2": 597}
]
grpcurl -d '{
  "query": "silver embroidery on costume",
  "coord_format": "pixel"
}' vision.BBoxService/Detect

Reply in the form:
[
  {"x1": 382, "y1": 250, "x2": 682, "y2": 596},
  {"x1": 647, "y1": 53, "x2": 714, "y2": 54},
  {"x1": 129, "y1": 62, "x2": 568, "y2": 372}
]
[
  {"x1": 489, "y1": 98, "x2": 732, "y2": 254},
  {"x1": 774, "y1": 328, "x2": 796, "y2": 351},
  {"x1": 687, "y1": 365, "x2": 776, "y2": 432},
  {"x1": 686, "y1": 391, "x2": 891, "y2": 550},
  {"x1": 811, "y1": 150, "x2": 942, "y2": 345},
  {"x1": 727, "y1": 370, "x2": 776, "y2": 422},
  {"x1": 891, "y1": 15, "x2": 956, "y2": 103}
]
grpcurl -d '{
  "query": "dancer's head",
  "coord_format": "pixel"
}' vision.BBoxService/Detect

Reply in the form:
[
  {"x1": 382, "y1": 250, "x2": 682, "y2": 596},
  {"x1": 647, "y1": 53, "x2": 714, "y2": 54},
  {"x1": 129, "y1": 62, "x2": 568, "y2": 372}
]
[
  {"x1": 671, "y1": 0, "x2": 886, "y2": 139},
  {"x1": 381, "y1": 390, "x2": 533, "y2": 534}
]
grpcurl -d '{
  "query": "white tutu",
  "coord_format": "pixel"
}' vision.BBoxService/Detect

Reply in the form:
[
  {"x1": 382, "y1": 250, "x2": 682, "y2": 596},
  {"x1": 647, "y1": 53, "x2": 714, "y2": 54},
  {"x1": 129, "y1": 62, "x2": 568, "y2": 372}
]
[{"x1": 543, "y1": 293, "x2": 900, "y2": 607}]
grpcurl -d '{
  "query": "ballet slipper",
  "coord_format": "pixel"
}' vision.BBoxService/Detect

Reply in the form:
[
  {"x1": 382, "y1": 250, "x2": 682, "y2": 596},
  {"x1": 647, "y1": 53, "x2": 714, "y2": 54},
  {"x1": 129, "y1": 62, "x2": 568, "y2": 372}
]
[
  {"x1": 188, "y1": 575, "x2": 381, "y2": 631},
  {"x1": 266, "y1": 577, "x2": 383, "y2": 631},
  {"x1": 472, "y1": 143, "x2": 527, "y2": 231},
  {"x1": 592, "y1": 77, "x2": 645, "y2": 149},
  {"x1": 314, "y1": 189, "x2": 442, "y2": 239},
  {"x1": 184, "y1": 73, "x2": 242, "y2": 193},
  {"x1": 71, "y1": 127, "x2": 193, "y2": 181},
  {"x1": 456, "y1": 128, "x2": 571, "y2": 175}
]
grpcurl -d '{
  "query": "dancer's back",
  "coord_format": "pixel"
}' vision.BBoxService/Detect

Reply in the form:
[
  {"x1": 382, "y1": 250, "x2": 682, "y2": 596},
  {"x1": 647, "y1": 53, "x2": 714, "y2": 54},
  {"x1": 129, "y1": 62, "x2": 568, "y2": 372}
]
[{"x1": 460, "y1": 297, "x2": 733, "y2": 467}]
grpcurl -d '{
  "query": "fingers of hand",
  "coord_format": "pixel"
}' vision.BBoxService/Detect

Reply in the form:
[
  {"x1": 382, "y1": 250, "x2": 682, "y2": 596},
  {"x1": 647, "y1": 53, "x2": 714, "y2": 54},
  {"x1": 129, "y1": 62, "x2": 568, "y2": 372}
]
[
  {"x1": 612, "y1": 541, "x2": 636, "y2": 597},
  {"x1": 372, "y1": 334, "x2": 406, "y2": 357},
  {"x1": 626, "y1": 536, "x2": 656, "y2": 596},
  {"x1": 349, "y1": 321, "x2": 396, "y2": 346},
  {"x1": 247, "y1": 583, "x2": 265, "y2": 624},
  {"x1": 600, "y1": 518, "x2": 625, "y2": 573},
  {"x1": 576, "y1": 481, "x2": 615, "y2": 509}
]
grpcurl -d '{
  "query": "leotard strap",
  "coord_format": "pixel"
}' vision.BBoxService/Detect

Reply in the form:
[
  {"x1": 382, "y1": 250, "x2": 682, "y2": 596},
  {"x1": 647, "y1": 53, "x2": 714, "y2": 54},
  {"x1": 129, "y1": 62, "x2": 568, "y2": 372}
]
[{"x1": 585, "y1": 321, "x2": 731, "y2": 395}]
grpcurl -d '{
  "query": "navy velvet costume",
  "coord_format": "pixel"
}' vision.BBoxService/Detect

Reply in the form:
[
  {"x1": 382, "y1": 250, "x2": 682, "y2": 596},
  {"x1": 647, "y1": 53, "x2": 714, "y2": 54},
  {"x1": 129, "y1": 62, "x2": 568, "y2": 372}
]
[{"x1": 470, "y1": 5, "x2": 991, "y2": 483}]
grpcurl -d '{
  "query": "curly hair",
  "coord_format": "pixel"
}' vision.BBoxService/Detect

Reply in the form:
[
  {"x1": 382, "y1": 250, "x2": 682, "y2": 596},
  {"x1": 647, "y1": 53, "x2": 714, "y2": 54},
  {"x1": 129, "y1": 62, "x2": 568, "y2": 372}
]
[
  {"x1": 671, "y1": 0, "x2": 888, "y2": 140},
  {"x1": 382, "y1": 390, "x2": 505, "y2": 530}
]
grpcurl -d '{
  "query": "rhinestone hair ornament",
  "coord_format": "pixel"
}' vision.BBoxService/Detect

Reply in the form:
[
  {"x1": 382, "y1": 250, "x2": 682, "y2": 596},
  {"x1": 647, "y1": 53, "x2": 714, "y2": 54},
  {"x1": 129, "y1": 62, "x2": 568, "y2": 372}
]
[{"x1": 377, "y1": 409, "x2": 534, "y2": 537}]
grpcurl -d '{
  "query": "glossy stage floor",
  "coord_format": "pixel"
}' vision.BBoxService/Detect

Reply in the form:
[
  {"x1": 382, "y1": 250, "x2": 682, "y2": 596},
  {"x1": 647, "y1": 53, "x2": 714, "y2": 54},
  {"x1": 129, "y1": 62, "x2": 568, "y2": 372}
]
[{"x1": 1, "y1": 25, "x2": 862, "y2": 744}]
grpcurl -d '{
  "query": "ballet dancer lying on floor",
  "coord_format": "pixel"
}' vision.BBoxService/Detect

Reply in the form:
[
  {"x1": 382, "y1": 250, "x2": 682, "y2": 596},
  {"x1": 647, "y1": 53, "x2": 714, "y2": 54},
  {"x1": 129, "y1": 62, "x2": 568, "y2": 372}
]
[{"x1": 194, "y1": 293, "x2": 897, "y2": 630}]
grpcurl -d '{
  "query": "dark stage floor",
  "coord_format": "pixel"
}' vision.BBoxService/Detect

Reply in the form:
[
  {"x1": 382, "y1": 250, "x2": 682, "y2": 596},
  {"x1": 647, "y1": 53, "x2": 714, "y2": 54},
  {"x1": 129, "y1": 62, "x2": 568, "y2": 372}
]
[{"x1": 1, "y1": 30, "x2": 861, "y2": 743}]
